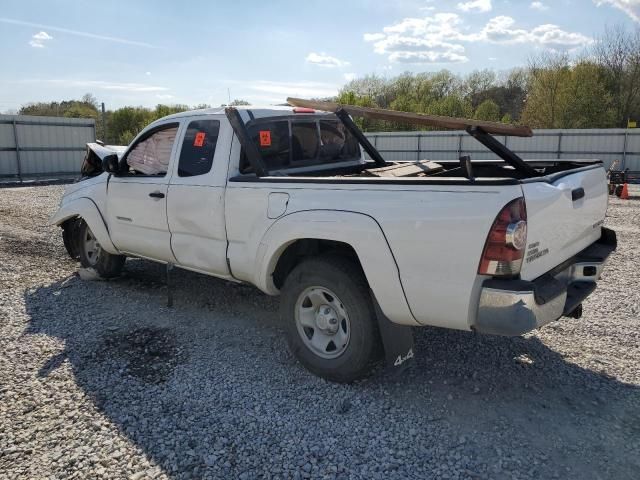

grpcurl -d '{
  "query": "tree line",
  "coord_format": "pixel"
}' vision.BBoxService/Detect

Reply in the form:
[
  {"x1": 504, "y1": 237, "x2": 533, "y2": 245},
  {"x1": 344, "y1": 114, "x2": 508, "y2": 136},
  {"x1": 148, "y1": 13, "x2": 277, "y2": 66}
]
[
  {"x1": 9, "y1": 25, "x2": 640, "y2": 140},
  {"x1": 15, "y1": 96, "x2": 249, "y2": 145},
  {"x1": 339, "y1": 26, "x2": 640, "y2": 132}
]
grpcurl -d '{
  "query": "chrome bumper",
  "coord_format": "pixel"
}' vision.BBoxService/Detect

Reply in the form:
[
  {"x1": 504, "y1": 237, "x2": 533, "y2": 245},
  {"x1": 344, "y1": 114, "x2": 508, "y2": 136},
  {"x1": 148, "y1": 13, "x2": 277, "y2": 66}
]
[{"x1": 474, "y1": 228, "x2": 616, "y2": 336}]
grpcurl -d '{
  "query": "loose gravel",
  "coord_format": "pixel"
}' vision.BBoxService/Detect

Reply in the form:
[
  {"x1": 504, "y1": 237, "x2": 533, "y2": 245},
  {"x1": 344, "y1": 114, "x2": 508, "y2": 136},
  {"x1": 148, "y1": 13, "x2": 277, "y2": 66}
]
[{"x1": 1, "y1": 184, "x2": 639, "y2": 480}]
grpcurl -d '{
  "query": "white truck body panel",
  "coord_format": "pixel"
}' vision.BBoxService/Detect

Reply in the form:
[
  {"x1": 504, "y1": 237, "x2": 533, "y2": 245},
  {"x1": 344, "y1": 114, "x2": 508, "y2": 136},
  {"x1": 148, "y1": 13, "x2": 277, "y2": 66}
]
[
  {"x1": 226, "y1": 181, "x2": 524, "y2": 329},
  {"x1": 50, "y1": 106, "x2": 614, "y2": 338},
  {"x1": 520, "y1": 167, "x2": 609, "y2": 281}
]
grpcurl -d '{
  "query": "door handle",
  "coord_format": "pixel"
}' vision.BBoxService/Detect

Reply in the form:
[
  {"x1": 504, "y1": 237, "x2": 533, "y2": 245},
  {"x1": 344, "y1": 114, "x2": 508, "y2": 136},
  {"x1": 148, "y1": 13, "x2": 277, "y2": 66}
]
[
  {"x1": 571, "y1": 187, "x2": 585, "y2": 201},
  {"x1": 149, "y1": 191, "x2": 165, "y2": 199}
]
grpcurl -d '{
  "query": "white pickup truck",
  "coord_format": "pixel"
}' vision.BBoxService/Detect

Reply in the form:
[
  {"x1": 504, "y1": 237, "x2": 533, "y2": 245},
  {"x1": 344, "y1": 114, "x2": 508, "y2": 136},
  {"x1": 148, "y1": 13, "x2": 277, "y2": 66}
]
[{"x1": 50, "y1": 99, "x2": 616, "y2": 382}]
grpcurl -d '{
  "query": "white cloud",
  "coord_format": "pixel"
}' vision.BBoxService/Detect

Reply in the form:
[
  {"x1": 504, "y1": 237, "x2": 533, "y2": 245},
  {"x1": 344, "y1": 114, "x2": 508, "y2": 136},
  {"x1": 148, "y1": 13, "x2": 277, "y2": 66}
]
[
  {"x1": 479, "y1": 16, "x2": 592, "y2": 46},
  {"x1": 305, "y1": 52, "x2": 350, "y2": 68},
  {"x1": 156, "y1": 94, "x2": 174, "y2": 99},
  {"x1": 457, "y1": 0, "x2": 492, "y2": 13},
  {"x1": 529, "y1": 24, "x2": 593, "y2": 47},
  {"x1": 595, "y1": 0, "x2": 640, "y2": 22},
  {"x1": 530, "y1": 1, "x2": 549, "y2": 11},
  {"x1": 145, "y1": 71, "x2": 151, "y2": 76},
  {"x1": 364, "y1": 12, "x2": 592, "y2": 64},
  {"x1": 344, "y1": 73, "x2": 357, "y2": 81},
  {"x1": 365, "y1": 13, "x2": 470, "y2": 64},
  {"x1": 33, "y1": 31, "x2": 52, "y2": 40},
  {"x1": 29, "y1": 30, "x2": 52, "y2": 48}
]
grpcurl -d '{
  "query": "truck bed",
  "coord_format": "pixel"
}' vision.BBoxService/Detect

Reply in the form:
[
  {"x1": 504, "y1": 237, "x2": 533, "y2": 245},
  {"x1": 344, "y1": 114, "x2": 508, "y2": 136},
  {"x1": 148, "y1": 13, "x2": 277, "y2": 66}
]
[{"x1": 232, "y1": 159, "x2": 604, "y2": 185}]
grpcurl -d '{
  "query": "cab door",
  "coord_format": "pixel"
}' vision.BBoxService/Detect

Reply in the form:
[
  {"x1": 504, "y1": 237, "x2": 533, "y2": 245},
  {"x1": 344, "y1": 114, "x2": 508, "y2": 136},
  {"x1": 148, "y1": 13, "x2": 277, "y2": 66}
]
[
  {"x1": 105, "y1": 122, "x2": 181, "y2": 263},
  {"x1": 166, "y1": 116, "x2": 232, "y2": 278}
]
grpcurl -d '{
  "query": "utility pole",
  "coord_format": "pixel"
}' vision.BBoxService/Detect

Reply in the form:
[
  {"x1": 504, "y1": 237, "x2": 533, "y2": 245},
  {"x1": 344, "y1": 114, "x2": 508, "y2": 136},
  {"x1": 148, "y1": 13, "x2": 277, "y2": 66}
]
[{"x1": 101, "y1": 102, "x2": 106, "y2": 142}]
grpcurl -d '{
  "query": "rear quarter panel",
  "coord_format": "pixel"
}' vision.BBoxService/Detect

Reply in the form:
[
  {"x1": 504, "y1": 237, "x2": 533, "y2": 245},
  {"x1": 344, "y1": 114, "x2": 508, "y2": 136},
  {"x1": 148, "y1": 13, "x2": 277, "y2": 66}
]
[{"x1": 226, "y1": 180, "x2": 523, "y2": 330}]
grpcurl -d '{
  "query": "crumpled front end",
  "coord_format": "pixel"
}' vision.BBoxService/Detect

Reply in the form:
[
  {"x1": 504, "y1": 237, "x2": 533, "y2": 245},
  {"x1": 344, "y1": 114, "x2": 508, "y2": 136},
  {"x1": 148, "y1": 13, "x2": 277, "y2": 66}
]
[{"x1": 80, "y1": 142, "x2": 126, "y2": 178}]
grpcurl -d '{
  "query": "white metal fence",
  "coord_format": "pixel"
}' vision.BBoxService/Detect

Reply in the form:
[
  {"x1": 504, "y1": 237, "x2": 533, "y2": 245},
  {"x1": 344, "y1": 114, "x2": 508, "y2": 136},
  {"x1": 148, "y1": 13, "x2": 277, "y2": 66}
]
[
  {"x1": 1, "y1": 121, "x2": 638, "y2": 182},
  {"x1": 364, "y1": 128, "x2": 640, "y2": 171},
  {"x1": 0, "y1": 114, "x2": 96, "y2": 181}
]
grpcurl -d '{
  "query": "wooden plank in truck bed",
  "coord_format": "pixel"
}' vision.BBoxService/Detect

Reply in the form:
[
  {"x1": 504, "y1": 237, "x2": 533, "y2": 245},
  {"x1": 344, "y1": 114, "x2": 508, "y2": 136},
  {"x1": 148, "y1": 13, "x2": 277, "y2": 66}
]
[{"x1": 287, "y1": 97, "x2": 533, "y2": 138}]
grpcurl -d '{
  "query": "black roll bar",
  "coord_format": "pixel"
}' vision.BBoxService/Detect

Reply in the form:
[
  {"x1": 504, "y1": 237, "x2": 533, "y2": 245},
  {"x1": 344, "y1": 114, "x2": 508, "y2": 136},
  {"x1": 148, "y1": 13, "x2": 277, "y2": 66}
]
[
  {"x1": 225, "y1": 107, "x2": 269, "y2": 177},
  {"x1": 466, "y1": 126, "x2": 540, "y2": 177},
  {"x1": 335, "y1": 108, "x2": 386, "y2": 167}
]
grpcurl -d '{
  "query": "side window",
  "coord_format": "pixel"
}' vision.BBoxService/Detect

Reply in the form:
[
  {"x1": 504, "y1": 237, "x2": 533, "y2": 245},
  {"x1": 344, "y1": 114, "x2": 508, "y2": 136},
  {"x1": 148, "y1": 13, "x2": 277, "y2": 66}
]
[
  {"x1": 126, "y1": 125, "x2": 179, "y2": 176},
  {"x1": 291, "y1": 121, "x2": 319, "y2": 162},
  {"x1": 178, "y1": 119, "x2": 220, "y2": 177},
  {"x1": 238, "y1": 116, "x2": 362, "y2": 174},
  {"x1": 319, "y1": 120, "x2": 359, "y2": 162},
  {"x1": 249, "y1": 120, "x2": 290, "y2": 169}
]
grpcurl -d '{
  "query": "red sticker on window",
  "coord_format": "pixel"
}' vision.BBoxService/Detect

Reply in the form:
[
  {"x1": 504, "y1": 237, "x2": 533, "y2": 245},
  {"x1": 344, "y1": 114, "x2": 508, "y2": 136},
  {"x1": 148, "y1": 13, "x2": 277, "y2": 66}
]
[
  {"x1": 194, "y1": 132, "x2": 206, "y2": 147},
  {"x1": 259, "y1": 130, "x2": 271, "y2": 147}
]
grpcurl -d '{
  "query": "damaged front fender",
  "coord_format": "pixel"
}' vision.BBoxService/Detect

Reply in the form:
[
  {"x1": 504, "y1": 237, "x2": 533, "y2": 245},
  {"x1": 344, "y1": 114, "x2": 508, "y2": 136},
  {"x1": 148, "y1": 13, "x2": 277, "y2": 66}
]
[{"x1": 49, "y1": 197, "x2": 119, "y2": 255}]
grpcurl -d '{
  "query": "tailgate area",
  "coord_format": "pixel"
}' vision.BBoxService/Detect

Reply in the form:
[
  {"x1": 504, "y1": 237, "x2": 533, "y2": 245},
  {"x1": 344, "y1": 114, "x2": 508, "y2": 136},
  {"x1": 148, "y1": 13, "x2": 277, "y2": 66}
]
[
  {"x1": 519, "y1": 166, "x2": 609, "y2": 281},
  {"x1": 474, "y1": 227, "x2": 617, "y2": 336}
]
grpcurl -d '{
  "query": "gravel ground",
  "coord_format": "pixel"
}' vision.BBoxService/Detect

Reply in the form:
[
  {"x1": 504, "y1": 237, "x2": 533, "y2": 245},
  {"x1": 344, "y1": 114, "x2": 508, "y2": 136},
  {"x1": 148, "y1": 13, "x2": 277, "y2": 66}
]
[{"x1": 0, "y1": 185, "x2": 639, "y2": 480}]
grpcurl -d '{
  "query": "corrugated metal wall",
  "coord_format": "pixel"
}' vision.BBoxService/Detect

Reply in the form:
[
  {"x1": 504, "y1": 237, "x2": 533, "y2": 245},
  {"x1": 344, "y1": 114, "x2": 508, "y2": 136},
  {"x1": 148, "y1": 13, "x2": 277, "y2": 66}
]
[
  {"x1": 1, "y1": 121, "x2": 637, "y2": 180},
  {"x1": 0, "y1": 115, "x2": 95, "y2": 180},
  {"x1": 365, "y1": 129, "x2": 640, "y2": 170}
]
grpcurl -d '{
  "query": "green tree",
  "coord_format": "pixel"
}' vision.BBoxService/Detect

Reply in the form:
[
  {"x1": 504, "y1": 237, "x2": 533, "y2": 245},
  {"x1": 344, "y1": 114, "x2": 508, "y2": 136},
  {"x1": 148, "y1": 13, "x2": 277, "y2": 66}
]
[
  {"x1": 464, "y1": 70, "x2": 497, "y2": 108},
  {"x1": 108, "y1": 107, "x2": 153, "y2": 145},
  {"x1": 561, "y1": 62, "x2": 615, "y2": 128},
  {"x1": 427, "y1": 95, "x2": 473, "y2": 118},
  {"x1": 521, "y1": 53, "x2": 572, "y2": 128},
  {"x1": 593, "y1": 25, "x2": 640, "y2": 127},
  {"x1": 117, "y1": 130, "x2": 136, "y2": 145},
  {"x1": 474, "y1": 99, "x2": 501, "y2": 121},
  {"x1": 19, "y1": 93, "x2": 99, "y2": 119}
]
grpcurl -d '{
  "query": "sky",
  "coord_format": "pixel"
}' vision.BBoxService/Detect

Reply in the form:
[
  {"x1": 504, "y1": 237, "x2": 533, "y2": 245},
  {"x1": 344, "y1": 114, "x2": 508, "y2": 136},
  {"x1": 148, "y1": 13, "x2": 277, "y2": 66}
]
[{"x1": 0, "y1": 0, "x2": 639, "y2": 111}]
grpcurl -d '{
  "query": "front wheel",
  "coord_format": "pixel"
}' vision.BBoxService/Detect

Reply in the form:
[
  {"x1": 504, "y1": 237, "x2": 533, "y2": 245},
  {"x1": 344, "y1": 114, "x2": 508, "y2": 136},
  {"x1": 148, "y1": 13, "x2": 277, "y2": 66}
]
[
  {"x1": 76, "y1": 220, "x2": 125, "y2": 278},
  {"x1": 280, "y1": 256, "x2": 381, "y2": 383}
]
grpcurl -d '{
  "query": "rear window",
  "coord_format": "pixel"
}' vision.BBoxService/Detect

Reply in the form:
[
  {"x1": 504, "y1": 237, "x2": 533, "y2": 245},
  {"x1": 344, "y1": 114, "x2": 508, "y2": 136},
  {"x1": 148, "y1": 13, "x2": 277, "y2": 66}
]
[{"x1": 240, "y1": 116, "x2": 360, "y2": 173}]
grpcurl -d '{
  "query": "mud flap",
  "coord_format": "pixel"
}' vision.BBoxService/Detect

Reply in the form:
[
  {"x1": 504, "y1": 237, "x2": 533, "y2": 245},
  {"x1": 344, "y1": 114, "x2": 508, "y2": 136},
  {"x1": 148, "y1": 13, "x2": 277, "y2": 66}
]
[{"x1": 371, "y1": 291, "x2": 415, "y2": 374}]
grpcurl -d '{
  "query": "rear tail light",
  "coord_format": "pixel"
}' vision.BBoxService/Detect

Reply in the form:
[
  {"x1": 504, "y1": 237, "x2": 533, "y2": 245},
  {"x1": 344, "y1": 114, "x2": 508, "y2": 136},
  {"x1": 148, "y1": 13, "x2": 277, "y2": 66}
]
[
  {"x1": 478, "y1": 197, "x2": 527, "y2": 277},
  {"x1": 293, "y1": 107, "x2": 315, "y2": 114}
]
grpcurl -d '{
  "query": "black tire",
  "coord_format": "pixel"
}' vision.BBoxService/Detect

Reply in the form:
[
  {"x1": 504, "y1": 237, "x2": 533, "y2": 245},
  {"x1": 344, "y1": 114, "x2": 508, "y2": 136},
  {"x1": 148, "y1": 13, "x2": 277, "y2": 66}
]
[
  {"x1": 280, "y1": 255, "x2": 381, "y2": 383},
  {"x1": 62, "y1": 218, "x2": 81, "y2": 260},
  {"x1": 76, "y1": 219, "x2": 125, "y2": 278}
]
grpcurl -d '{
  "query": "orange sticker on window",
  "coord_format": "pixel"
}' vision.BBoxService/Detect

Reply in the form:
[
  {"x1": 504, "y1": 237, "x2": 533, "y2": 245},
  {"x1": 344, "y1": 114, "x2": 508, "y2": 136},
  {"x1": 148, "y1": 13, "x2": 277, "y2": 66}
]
[
  {"x1": 259, "y1": 130, "x2": 271, "y2": 147},
  {"x1": 194, "y1": 131, "x2": 206, "y2": 147}
]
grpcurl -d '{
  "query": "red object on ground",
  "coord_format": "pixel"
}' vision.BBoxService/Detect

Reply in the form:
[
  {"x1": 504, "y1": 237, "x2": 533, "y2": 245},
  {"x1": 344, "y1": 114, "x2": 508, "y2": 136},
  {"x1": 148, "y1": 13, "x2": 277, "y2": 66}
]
[{"x1": 621, "y1": 183, "x2": 630, "y2": 200}]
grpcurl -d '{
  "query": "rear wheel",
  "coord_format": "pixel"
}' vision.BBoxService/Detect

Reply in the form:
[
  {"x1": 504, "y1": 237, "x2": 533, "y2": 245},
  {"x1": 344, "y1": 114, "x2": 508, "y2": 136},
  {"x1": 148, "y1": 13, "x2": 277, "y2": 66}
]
[
  {"x1": 280, "y1": 256, "x2": 380, "y2": 383},
  {"x1": 76, "y1": 220, "x2": 125, "y2": 278}
]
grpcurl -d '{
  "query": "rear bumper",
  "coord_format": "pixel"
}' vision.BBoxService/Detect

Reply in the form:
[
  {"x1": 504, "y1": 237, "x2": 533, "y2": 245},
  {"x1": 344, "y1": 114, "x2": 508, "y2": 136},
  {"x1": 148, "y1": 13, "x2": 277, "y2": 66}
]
[{"x1": 473, "y1": 227, "x2": 616, "y2": 336}]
